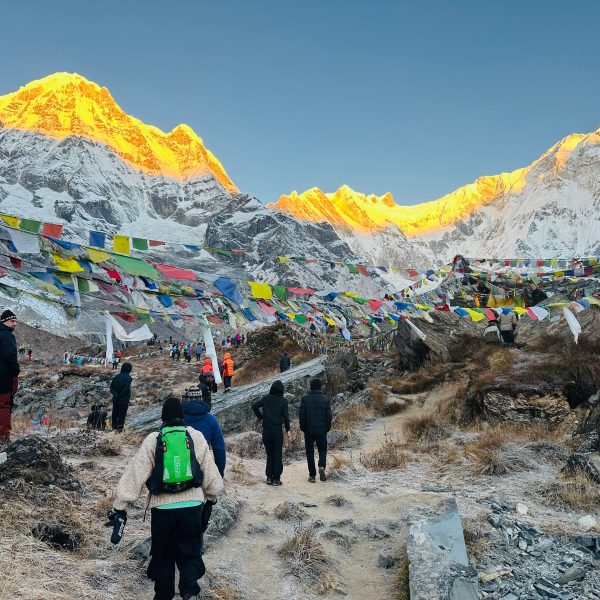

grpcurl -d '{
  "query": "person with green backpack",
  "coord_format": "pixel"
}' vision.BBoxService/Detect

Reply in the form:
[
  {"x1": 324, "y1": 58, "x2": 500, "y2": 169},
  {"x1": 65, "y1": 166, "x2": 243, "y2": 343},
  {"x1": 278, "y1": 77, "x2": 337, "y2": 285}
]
[{"x1": 109, "y1": 396, "x2": 224, "y2": 600}]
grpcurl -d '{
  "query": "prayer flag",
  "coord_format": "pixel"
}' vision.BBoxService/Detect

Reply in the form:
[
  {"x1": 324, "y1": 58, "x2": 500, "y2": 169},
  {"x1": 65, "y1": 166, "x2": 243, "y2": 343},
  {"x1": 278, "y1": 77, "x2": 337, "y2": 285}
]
[
  {"x1": 132, "y1": 238, "x2": 149, "y2": 251},
  {"x1": 113, "y1": 235, "x2": 130, "y2": 255},
  {"x1": 89, "y1": 231, "x2": 106, "y2": 248},
  {"x1": 42, "y1": 223, "x2": 63, "y2": 238},
  {"x1": 248, "y1": 281, "x2": 272, "y2": 300}
]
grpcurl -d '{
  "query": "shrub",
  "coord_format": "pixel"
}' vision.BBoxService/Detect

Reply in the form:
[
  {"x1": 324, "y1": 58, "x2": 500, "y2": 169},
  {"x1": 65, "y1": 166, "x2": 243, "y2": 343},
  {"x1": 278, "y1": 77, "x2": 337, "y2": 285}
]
[
  {"x1": 540, "y1": 472, "x2": 600, "y2": 511},
  {"x1": 360, "y1": 431, "x2": 411, "y2": 471},
  {"x1": 404, "y1": 412, "x2": 449, "y2": 445},
  {"x1": 278, "y1": 525, "x2": 329, "y2": 582}
]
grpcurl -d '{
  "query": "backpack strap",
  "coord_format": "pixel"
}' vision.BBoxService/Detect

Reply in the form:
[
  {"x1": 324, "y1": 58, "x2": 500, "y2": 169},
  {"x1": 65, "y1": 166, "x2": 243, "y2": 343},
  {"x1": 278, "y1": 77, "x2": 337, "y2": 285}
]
[{"x1": 185, "y1": 431, "x2": 204, "y2": 488}]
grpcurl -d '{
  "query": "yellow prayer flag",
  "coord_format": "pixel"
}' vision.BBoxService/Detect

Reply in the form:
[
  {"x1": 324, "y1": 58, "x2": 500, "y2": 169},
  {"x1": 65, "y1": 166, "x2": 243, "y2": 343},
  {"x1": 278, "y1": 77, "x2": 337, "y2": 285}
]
[
  {"x1": 324, "y1": 316, "x2": 336, "y2": 326},
  {"x1": 341, "y1": 292, "x2": 358, "y2": 298},
  {"x1": 277, "y1": 256, "x2": 289, "y2": 263},
  {"x1": 52, "y1": 254, "x2": 84, "y2": 273},
  {"x1": 1, "y1": 214, "x2": 19, "y2": 228},
  {"x1": 248, "y1": 281, "x2": 272, "y2": 300},
  {"x1": 514, "y1": 307, "x2": 528, "y2": 315},
  {"x1": 87, "y1": 248, "x2": 110, "y2": 263},
  {"x1": 113, "y1": 235, "x2": 130, "y2": 255},
  {"x1": 465, "y1": 308, "x2": 485, "y2": 322}
]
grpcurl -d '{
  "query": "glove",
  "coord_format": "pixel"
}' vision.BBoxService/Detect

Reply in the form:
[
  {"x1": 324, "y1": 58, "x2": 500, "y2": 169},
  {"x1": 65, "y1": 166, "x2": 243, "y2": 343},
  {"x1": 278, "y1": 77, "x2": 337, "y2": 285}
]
[{"x1": 106, "y1": 509, "x2": 127, "y2": 545}]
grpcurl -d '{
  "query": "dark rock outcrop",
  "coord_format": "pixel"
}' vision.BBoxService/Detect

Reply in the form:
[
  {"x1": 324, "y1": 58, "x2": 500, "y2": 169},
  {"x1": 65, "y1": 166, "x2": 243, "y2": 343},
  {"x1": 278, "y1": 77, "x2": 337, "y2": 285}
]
[{"x1": 0, "y1": 437, "x2": 80, "y2": 491}]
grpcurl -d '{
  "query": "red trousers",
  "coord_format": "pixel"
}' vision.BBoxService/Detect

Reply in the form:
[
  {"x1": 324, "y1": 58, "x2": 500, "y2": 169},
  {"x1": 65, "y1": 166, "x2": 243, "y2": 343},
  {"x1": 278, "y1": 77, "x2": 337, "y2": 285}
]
[{"x1": 0, "y1": 377, "x2": 18, "y2": 441}]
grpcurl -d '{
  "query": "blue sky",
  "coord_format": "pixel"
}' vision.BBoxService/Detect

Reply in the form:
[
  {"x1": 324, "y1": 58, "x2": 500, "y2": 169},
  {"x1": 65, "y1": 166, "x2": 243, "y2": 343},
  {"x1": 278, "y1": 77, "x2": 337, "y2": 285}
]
[{"x1": 1, "y1": 1, "x2": 599, "y2": 205}]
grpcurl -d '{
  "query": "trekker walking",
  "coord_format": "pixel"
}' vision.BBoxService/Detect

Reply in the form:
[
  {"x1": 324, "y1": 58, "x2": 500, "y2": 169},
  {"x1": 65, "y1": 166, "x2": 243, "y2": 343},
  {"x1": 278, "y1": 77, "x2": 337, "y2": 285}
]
[
  {"x1": 109, "y1": 397, "x2": 224, "y2": 600},
  {"x1": 299, "y1": 379, "x2": 332, "y2": 483},
  {"x1": 279, "y1": 351, "x2": 291, "y2": 373},
  {"x1": 483, "y1": 318, "x2": 501, "y2": 344},
  {"x1": 498, "y1": 311, "x2": 518, "y2": 347},
  {"x1": 252, "y1": 380, "x2": 290, "y2": 486},
  {"x1": 27, "y1": 348, "x2": 32, "y2": 361},
  {"x1": 221, "y1": 352, "x2": 234, "y2": 392},
  {"x1": 110, "y1": 362, "x2": 133, "y2": 432},
  {"x1": 0, "y1": 310, "x2": 19, "y2": 443},
  {"x1": 183, "y1": 391, "x2": 226, "y2": 534},
  {"x1": 195, "y1": 344, "x2": 202, "y2": 362}
]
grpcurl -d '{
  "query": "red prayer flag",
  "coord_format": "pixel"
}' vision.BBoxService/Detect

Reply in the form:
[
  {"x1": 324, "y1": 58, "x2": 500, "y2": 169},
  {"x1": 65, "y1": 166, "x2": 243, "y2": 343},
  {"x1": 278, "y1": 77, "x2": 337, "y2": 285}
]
[
  {"x1": 102, "y1": 267, "x2": 122, "y2": 283},
  {"x1": 9, "y1": 257, "x2": 22, "y2": 269},
  {"x1": 149, "y1": 240, "x2": 165, "y2": 247},
  {"x1": 42, "y1": 223, "x2": 64, "y2": 238},
  {"x1": 368, "y1": 299, "x2": 384, "y2": 311},
  {"x1": 153, "y1": 263, "x2": 197, "y2": 280},
  {"x1": 357, "y1": 265, "x2": 370, "y2": 277},
  {"x1": 174, "y1": 297, "x2": 189, "y2": 308}
]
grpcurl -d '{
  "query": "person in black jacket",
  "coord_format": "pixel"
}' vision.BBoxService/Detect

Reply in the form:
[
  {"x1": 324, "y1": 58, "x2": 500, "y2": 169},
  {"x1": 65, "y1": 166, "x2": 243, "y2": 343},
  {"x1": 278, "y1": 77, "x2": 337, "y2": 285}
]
[
  {"x1": 279, "y1": 352, "x2": 291, "y2": 373},
  {"x1": 252, "y1": 380, "x2": 290, "y2": 486},
  {"x1": 110, "y1": 362, "x2": 133, "y2": 432},
  {"x1": 0, "y1": 310, "x2": 20, "y2": 442},
  {"x1": 87, "y1": 404, "x2": 107, "y2": 430},
  {"x1": 299, "y1": 379, "x2": 332, "y2": 483}
]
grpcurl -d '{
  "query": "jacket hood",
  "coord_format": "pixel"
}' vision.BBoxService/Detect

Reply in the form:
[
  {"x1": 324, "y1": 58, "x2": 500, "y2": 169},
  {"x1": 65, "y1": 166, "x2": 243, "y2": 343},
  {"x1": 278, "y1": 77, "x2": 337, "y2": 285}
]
[
  {"x1": 183, "y1": 400, "x2": 210, "y2": 417},
  {"x1": 223, "y1": 352, "x2": 231, "y2": 360},
  {"x1": 120, "y1": 362, "x2": 132, "y2": 374},
  {"x1": 270, "y1": 380, "x2": 284, "y2": 396},
  {"x1": 202, "y1": 358, "x2": 212, "y2": 367}
]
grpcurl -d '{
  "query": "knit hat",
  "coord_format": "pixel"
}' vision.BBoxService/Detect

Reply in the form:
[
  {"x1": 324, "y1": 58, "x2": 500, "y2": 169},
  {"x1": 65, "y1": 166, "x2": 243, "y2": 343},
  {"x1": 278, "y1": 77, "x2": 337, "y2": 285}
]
[
  {"x1": 161, "y1": 396, "x2": 184, "y2": 422},
  {"x1": 310, "y1": 378, "x2": 322, "y2": 391},
  {"x1": 270, "y1": 380, "x2": 284, "y2": 395},
  {"x1": 1, "y1": 309, "x2": 17, "y2": 322}
]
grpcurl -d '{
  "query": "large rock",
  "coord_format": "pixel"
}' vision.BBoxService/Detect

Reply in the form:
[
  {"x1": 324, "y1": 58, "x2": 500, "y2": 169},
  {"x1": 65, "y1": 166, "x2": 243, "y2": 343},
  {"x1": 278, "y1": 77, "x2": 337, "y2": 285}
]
[
  {"x1": 407, "y1": 498, "x2": 480, "y2": 600},
  {"x1": 128, "y1": 357, "x2": 326, "y2": 435},
  {"x1": 564, "y1": 452, "x2": 600, "y2": 483},
  {"x1": 0, "y1": 437, "x2": 80, "y2": 491},
  {"x1": 476, "y1": 386, "x2": 571, "y2": 425}
]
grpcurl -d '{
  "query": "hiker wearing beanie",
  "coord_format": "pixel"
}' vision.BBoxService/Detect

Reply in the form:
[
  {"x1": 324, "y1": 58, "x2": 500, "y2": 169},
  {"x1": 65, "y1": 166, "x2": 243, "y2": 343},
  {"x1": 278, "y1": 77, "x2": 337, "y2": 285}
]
[
  {"x1": 110, "y1": 396, "x2": 224, "y2": 600},
  {"x1": 110, "y1": 362, "x2": 133, "y2": 432},
  {"x1": 299, "y1": 379, "x2": 332, "y2": 483},
  {"x1": 0, "y1": 309, "x2": 19, "y2": 442},
  {"x1": 251, "y1": 380, "x2": 290, "y2": 486}
]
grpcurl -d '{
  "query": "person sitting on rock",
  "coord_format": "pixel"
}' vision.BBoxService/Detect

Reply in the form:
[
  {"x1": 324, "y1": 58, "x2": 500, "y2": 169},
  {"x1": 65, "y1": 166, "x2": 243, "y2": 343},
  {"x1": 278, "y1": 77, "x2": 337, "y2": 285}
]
[{"x1": 86, "y1": 404, "x2": 107, "y2": 430}]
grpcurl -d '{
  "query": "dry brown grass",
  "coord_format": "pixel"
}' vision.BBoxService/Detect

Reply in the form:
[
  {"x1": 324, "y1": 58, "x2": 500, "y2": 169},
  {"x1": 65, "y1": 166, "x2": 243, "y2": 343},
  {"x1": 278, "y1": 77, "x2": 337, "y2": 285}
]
[
  {"x1": 540, "y1": 472, "x2": 600, "y2": 512},
  {"x1": 395, "y1": 548, "x2": 410, "y2": 600},
  {"x1": 463, "y1": 425, "x2": 545, "y2": 475},
  {"x1": 403, "y1": 412, "x2": 450, "y2": 446},
  {"x1": 278, "y1": 525, "x2": 331, "y2": 584},
  {"x1": 360, "y1": 431, "x2": 412, "y2": 471},
  {"x1": 385, "y1": 363, "x2": 448, "y2": 394},
  {"x1": 226, "y1": 458, "x2": 258, "y2": 486},
  {"x1": 334, "y1": 404, "x2": 371, "y2": 431},
  {"x1": 327, "y1": 454, "x2": 354, "y2": 479}
]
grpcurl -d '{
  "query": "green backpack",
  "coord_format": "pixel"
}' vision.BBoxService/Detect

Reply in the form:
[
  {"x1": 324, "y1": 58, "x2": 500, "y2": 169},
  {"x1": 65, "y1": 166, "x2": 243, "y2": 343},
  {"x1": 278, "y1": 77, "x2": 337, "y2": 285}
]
[{"x1": 146, "y1": 426, "x2": 203, "y2": 495}]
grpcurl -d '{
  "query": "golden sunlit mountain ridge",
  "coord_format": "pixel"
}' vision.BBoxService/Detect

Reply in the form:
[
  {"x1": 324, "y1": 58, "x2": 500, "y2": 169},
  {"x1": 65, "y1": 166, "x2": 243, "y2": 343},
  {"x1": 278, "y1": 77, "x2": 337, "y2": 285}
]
[
  {"x1": 0, "y1": 72, "x2": 237, "y2": 192},
  {"x1": 270, "y1": 132, "x2": 591, "y2": 237}
]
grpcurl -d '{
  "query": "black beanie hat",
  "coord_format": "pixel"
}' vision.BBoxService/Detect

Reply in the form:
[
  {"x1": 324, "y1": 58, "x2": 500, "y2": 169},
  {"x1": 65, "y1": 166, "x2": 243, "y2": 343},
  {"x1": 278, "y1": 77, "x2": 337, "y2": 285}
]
[
  {"x1": 270, "y1": 380, "x2": 284, "y2": 395},
  {"x1": 310, "y1": 378, "x2": 322, "y2": 391},
  {"x1": 1, "y1": 309, "x2": 17, "y2": 322},
  {"x1": 121, "y1": 362, "x2": 132, "y2": 373},
  {"x1": 162, "y1": 396, "x2": 184, "y2": 422}
]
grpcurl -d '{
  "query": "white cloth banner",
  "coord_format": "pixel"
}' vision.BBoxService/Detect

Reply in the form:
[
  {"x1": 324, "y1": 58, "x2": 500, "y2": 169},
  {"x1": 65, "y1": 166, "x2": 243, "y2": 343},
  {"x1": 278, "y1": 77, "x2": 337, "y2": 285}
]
[
  {"x1": 562, "y1": 307, "x2": 582, "y2": 344},
  {"x1": 406, "y1": 318, "x2": 427, "y2": 340},
  {"x1": 105, "y1": 314, "x2": 114, "y2": 365},
  {"x1": 0, "y1": 226, "x2": 41, "y2": 254},
  {"x1": 201, "y1": 319, "x2": 222, "y2": 383},
  {"x1": 106, "y1": 313, "x2": 153, "y2": 342},
  {"x1": 528, "y1": 306, "x2": 549, "y2": 321}
]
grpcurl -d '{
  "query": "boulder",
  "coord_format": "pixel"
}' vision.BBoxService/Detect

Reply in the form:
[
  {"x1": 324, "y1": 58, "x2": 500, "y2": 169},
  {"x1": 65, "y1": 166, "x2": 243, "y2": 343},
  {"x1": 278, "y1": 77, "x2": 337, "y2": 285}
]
[
  {"x1": 564, "y1": 452, "x2": 600, "y2": 483},
  {"x1": 476, "y1": 386, "x2": 571, "y2": 425},
  {"x1": 407, "y1": 498, "x2": 480, "y2": 600},
  {"x1": 0, "y1": 437, "x2": 80, "y2": 491}
]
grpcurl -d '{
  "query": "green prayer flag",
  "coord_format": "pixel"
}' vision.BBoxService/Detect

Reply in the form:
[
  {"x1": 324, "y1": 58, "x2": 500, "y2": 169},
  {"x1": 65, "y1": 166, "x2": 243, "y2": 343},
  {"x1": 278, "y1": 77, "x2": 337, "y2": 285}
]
[
  {"x1": 214, "y1": 248, "x2": 232, "y2": 258},
  {"x1": 294, "y1": 314, "x2": 308, "y2": 324},
  {"x1": 77, "y1": 278, "x2": 91, "y2": 293},
  {"x1": 352, "y1": 297, "x2": 368, "y2": 305},
  {"x1": 273, "y1": 285, "x2": 288, "y2": 301},
  {"x1": 20, "y1": 218, "x2": 42, "y2": 234},
  {"x1": 110, "y1": 254, "x2": 160, "y2": 278},
  {"x1": 346, "y1": 263, "x2": 359, "y2": 274},
  {"x1": 132, "y1": 238, "x2": 149, "y2": 251}
]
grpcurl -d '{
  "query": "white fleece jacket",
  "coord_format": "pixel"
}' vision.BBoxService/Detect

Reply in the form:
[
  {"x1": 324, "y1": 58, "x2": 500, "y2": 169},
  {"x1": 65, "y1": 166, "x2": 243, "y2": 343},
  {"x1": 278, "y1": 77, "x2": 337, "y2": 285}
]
[{"x1": 114, "y1": 426, "x2": 224, "y2": 511}]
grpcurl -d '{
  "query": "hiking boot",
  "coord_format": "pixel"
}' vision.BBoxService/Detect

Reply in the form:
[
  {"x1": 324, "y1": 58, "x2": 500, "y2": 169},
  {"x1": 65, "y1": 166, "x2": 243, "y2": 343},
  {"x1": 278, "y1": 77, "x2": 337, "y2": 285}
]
[
  {"x1": 319, "y1": 467, "x2": 327, "y2": 481},
  {"x1": 308, "y1": 476, "x2": 316, "y2": 483},
  {"x1": 266, "y1": 477, "x2": 273, "y2": 485},
  {"x1": 272, "y1": 479, "x2": 282, "y2": 486}
]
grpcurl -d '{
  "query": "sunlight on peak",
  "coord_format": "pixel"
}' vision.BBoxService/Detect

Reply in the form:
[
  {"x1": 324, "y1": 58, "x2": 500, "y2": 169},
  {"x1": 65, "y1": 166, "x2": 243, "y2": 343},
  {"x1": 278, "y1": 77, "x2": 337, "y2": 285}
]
[{"x1": 0, "y1": 72, "x2": 237, "y2": 191}]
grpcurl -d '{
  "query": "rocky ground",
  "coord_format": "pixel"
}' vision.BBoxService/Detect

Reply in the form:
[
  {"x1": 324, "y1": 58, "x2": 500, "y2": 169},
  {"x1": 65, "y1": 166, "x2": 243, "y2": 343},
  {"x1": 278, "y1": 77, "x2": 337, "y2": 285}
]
[{"x1": 1, "y1": 315, "x2": 600, "y2": 599}]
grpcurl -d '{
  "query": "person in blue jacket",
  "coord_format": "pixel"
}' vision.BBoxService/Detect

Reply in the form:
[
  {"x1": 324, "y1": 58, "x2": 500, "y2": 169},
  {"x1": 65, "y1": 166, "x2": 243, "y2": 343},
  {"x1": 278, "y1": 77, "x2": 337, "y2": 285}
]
[{"x1": 183, "y1": 396, "x2": 226, "y2": 535}]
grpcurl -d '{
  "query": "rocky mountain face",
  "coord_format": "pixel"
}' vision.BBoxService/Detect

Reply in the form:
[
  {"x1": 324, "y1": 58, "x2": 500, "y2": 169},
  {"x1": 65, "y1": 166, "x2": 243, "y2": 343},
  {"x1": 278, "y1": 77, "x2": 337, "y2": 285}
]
[{"x1": 272, "y1": 130, "x2": 600, "y2": 263}]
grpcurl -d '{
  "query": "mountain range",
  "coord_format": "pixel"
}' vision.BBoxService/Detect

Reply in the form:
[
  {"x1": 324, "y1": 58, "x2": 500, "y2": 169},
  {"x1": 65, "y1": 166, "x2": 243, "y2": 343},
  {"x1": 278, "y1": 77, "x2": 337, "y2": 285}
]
[{"x1": 0, "y1": 72, "x2": 598, "y2": 304}]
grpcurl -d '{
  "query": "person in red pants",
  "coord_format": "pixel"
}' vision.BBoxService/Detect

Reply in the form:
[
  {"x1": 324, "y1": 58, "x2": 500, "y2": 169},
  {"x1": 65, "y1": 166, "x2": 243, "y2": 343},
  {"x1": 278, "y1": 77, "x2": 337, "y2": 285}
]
[{"x1": 0, "y1": 310, "x2": 20, "y2": 443}]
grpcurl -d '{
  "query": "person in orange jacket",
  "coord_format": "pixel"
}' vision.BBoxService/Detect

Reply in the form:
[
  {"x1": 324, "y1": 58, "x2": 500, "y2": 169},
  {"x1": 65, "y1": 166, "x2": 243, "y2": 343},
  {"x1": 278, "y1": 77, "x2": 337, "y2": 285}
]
[
  {"x1": 200, "y1": 358, "x2": 213, "y2": 376},
  {"x1": 221, "y1": 352, "x2": 234, "y2": 392}
]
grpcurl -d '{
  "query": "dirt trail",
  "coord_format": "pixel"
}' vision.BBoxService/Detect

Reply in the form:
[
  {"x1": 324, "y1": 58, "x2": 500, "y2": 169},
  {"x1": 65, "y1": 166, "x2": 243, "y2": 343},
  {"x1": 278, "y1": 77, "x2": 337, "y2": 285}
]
[{"x1": 203, "y1": 386, "x2": 461, "y2": 599}]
